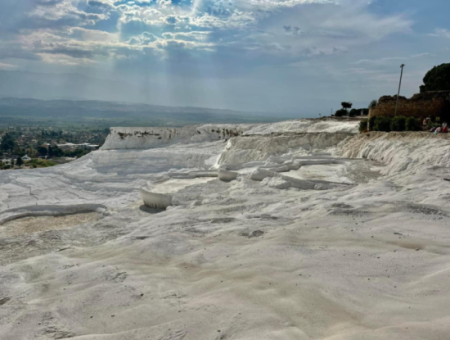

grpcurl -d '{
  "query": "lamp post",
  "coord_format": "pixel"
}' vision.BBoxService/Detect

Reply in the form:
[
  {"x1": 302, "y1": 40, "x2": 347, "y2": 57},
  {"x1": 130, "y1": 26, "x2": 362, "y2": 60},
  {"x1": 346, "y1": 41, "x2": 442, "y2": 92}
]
[{"x1": 394, "y1": 64, "x2": 405, "y2": 117}]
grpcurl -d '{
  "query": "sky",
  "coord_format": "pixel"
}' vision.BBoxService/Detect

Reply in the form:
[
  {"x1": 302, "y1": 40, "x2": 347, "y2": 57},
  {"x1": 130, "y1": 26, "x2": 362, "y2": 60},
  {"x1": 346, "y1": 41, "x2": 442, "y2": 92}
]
[{"x1": 0, "y1": 0, "x2": 449, "y2": 116}]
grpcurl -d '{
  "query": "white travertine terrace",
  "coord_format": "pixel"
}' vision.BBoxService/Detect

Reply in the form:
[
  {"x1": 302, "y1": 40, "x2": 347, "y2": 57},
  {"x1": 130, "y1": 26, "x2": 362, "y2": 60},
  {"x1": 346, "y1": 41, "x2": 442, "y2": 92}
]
[{"x1": 2, "y1": 120, "x2": 450, "y2": 340}]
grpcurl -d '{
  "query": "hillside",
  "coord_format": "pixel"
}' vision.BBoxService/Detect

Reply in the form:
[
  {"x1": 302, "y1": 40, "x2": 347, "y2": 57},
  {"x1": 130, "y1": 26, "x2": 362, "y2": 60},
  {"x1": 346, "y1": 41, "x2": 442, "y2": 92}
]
[{"x1": 0, "y1": 97, "x2": 285, "y2": 128}]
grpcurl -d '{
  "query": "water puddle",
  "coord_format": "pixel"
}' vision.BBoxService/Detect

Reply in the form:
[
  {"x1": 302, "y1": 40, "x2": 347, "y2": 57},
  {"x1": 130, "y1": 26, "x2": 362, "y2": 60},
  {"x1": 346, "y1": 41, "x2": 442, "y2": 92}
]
[{"x1": 0, "y1": 212, "x2": 101, "y2": 238}]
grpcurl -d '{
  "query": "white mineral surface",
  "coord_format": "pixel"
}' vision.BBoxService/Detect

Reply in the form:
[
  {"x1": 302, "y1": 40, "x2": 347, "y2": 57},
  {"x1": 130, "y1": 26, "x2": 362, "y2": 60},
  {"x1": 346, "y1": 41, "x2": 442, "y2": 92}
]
[{"x1": 1, "y1": 120, "x2": 450, "y2": 340}]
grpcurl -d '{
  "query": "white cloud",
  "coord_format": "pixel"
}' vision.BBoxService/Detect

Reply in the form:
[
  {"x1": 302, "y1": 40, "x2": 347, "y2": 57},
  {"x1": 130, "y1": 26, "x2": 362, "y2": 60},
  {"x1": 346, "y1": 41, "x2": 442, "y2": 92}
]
[
  {"x1": 356, "y1": 53, "x2": 435, "y2": 65},
  {"x1": 0, "y1": 62, "x2": 18, "y2": 70},
  {"x1": 430, "y1": 28, "x2": 450, "y2": 39},
  {"x1": 0, "y1": 0, "x2": 413, "y2": 66}
]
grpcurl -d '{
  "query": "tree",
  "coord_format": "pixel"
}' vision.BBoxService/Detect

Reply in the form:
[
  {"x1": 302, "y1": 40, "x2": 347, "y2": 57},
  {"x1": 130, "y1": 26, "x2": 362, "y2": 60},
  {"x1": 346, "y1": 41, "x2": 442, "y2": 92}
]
[
  {"x1": 420, "y1": 63, "x2": 450, "y2": 93},
  {"x1": 37, "y1": 146, "x2": 48, "y2": 157},
  {"x1": 48, "y1": 145, "x2": 63, "y2": 158},
  {"x1": 13, "y1": 147, "x2": 25, "y2": 157},
  {"x1": 341, "y1": 102, "x2": 353, "y2": 110},
  {"x1": 349, "y1": 109, "x2": 358, "y2": 117},
  {"x1": 16, "y1": 157, "x2": 23, "y2": 168},
  {"x1": 368, "y1": 100, "x2": 378, "y2": 109},
  {"x1": 0, "y1": 133, "x2": 16, "y2": 152},
  {"x1": 335, "y1": 109, "x2": 348, "y2": 117}
]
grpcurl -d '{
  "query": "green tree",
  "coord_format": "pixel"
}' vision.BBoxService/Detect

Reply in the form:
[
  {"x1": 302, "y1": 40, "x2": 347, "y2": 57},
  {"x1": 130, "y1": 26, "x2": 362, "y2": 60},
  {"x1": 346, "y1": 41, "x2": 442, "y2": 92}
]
[
  {"x1": 335, "y1": 109, "x2": 348, "y2": 117},
  {"x1": 16, "y1": 156, "x2": 23, "y2": 168},
  {"x1": 341, "y1": 102, "x2": 353, "y2": 110},
  {"x1": 13, "y1": 147, "x2": 25, "y2": 157},
  {"x1": 368, "y1": 100, "x2": 378, "y2": 109},
  {"x1": 48, "y1": 146, "x2": 54, "y2": 158},
  {"x1": 349, "y1": 109, "x2": 358, "y2": 117},
  {"x1": 37, "y1": 146, "x2": 48, "y2": 157},
  {"x1": 0, "y1": 133, "x2": 16, "y2": 152},
  {"x1": 52, "y1": 146, "x2": 64, "y2": 158},
  {"x1": 420, "y1": 63, "x2": 450, "y2": 93}
]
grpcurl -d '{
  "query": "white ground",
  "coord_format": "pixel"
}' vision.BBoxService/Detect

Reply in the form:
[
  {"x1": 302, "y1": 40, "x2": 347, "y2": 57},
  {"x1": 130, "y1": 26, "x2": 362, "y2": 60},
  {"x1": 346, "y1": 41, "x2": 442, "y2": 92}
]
[{"x1": 1, "y1": 121, "x2": 450, "y2": 340}]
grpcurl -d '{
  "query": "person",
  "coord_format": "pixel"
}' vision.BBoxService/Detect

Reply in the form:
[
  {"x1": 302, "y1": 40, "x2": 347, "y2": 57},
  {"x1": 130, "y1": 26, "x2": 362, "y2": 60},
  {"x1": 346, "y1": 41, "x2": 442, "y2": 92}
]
[
  {"x1": 423, "y1": 117, "x2": 431, "y2": 126},
  {"x1": 442, "y1": 122, "x2": 448, "y2": 133}
]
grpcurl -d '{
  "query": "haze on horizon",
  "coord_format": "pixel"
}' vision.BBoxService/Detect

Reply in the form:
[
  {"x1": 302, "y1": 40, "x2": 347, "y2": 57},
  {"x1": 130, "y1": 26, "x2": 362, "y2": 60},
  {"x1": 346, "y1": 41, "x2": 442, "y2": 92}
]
[{"x1": 0, "y1": 0, "x2": 449, "y2": 116}]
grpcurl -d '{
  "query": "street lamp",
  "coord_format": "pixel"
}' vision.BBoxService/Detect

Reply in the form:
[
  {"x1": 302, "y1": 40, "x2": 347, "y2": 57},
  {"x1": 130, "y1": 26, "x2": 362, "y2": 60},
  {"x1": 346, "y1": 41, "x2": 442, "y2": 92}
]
[{"x1": 394, "y1": 64, "x2": 405, "y2": 117}]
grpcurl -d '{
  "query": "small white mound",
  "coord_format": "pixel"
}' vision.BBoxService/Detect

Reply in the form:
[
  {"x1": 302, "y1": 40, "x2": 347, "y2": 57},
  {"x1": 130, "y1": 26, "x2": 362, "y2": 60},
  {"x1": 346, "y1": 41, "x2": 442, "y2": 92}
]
[
  {"x1": 260, "y1": 177, "x2": 291, "y2": 189},
  {"x1": 250, "y1": 168, "x2": 276, "y2": 181},
  {"x1": 140, "y1": 188, "x2": 173, "y2": 209},
  {"x1": 218, "y1": 170, "x2": 238, "y2": 181}
]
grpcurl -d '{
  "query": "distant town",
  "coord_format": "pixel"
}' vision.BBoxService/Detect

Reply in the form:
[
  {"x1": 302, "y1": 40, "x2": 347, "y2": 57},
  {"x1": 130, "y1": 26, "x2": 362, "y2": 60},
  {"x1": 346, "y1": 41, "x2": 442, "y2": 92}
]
[{"x1": 0, "y1": 126, "x2": 109, "y2": 170}]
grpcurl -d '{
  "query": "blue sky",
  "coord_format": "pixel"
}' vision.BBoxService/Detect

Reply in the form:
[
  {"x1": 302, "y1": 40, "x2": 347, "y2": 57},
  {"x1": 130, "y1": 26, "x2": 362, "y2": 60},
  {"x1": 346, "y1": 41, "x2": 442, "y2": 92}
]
[{"x1": 0, "y1": 0, "x2": 449, "y2": 115}]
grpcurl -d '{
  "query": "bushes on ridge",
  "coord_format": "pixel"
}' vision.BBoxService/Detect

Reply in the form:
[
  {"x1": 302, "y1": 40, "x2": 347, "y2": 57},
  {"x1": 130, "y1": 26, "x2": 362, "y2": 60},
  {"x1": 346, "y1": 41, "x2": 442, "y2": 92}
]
[
  {"x1": 373, "y1": 117, "x2": 392, "y2": 132},
  {"x1": 366, "y1": 116, "x2": 419, "y2": 132},
  {"x1": 28, "y1": 159, "x2": 58, "y2": 168},
  {"x1": 390, "y1": 116, "x2": 406, "y2": 131},
  {"x1": 368, "y1": 116, "x2": 376, "y2": 131},
  {"x1": 405, "y1": 117, "x2": 421, "y2": 131},
  {"x1": 335, "y1": 109, "x2": 348, "y2": 117},
  {"x1": 359, "y1": 120, "x2": 368, "y2": 133},
  {"x1": 349, "y1": 109, "x2": 358, "y2": 117}
]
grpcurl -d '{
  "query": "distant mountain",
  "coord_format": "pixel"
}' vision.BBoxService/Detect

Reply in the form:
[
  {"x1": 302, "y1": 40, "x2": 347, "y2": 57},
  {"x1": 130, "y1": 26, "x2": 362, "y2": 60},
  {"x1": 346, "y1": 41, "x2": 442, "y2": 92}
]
[{"x1": 0, "y1": 97, "x2": 285, "y2": 127}]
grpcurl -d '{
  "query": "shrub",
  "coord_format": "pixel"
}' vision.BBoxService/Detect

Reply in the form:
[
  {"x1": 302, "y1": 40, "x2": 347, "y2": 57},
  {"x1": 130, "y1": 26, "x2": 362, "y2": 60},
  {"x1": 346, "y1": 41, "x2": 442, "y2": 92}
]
[
  {"x1": 405, "y1": 117, "x2": 420, "y2": 131},
  {"x1": 28, "y1": 159, "x2": 58, "y2": 168},
  {"x1": 426, "y1": 120, "x2": 440, "y2": 129},
  {"x1": 359, "y1": 120, "x2": 368, "y2": 133},
  {"x1": 368, "y1": 116, "x2": 376, "y2": 131},
  {"x1": 373, "y1": 117, "x2": 392, "y2": 132},
  {"x1": 390, "y1": 116, "x2": 406, "y2": 131}
]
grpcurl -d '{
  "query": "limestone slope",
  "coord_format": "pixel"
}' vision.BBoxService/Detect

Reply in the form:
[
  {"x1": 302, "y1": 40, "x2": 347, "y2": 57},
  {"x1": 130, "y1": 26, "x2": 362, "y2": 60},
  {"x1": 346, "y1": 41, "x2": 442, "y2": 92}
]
[{"x1": 1, "y1": 121, "x2": 450, "y2": 340}]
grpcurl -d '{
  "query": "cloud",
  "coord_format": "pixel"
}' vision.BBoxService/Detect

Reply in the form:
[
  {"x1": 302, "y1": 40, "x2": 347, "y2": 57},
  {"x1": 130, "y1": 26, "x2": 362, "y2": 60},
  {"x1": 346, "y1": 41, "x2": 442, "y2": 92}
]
[
  {"x1": 356, "y1": 53, "x2": 435, "y2": 66},
  {"x1": 429, "y1": 28, "x2": 450, "y2": 39},
  {"x1": 0, "y1": 62, "x2": 18, "y2": 70},
  {"x1": 0, "y1": 0, "x2": 413, "y2": 68}
]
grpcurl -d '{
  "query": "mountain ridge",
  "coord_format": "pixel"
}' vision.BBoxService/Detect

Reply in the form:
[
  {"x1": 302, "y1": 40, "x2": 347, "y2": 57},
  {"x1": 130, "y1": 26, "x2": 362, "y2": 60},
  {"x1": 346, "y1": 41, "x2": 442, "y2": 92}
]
[{"x1": 0, "y1": 96, "x2": 288, "y2": 127}]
